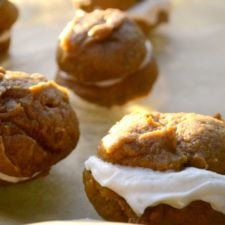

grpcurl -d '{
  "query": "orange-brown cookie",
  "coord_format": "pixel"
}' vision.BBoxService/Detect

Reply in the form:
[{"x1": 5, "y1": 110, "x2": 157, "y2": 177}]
[
  {"x1": 72, "y1": 0, "x2": 137, "y2": 11},
  {"x1": 0, "y1": 0, "x2": 18, "y2": 56},
  {"x1": 71, "y1": 0, "x2": 170, "y2": 34},
  {"x1": 83, "y1": 112, "x2": 225, "y2": 224},
  {"x1": 0, "y1": 67, "x2": 79, "y2": 184},
  {"x1": 56, "y1": 9, "x2": 158, "y2": 107}
]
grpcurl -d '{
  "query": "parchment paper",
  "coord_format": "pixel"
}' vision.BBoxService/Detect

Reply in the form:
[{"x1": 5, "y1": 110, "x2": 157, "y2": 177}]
[{"x1": 0, "y1": 0, "x2": 225, "y2": 224}]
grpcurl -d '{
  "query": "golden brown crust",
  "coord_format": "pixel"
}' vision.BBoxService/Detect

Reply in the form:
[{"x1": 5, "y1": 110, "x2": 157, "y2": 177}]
[
  {"x1": 0, "y1": 38, "x2": 10, "y2": 55},
  {"x1": 72, "y1": 0, "x2": 138, "y2": 11},
  {"x1": 56, "y1": 57, "x2": 158, "y2": 107},
  {"x1": 0, "y1": 68, "x2": 79, "y2": 180},
  {"x1": 71, "y1": 0, "x2": 169, "y2": 34},
  {"x1": 83, "y1": 170, "x2": 135, "y2": 222},
  {"x1": 57, "y1": 9, "x2": 147, "y2": 82},
  {"x1": 98, "y1": 112, "x2": 225, "y2": 173},
  {"x1": 0, "y1": 0, "x2": 18, "y2": 31},
  {"x1": 0, "y1": 0, "x2": 18, "y2": 55},
  {"x1": 83, "y1": 170, "x2": 225, "y2": 225}
]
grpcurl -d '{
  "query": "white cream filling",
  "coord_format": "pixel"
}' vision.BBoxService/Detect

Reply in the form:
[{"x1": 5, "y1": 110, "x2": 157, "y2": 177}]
[
  {"x1": 90, "y1": 40, "x2": 152, "y2": 87},
  {"x1": 0, "y1": 30, "x2": 10, "y2": 43},
  {"x1": 85, "y1": 156, "x2": 225, "y2": 216},
  {"x1": 58, "y1": 70, "x2": 75, "y2": 81},
  {"x1": 27, "y1": 220, "x2": 133, "y2": 225},
  {"x1": 89, "y1": 77, "x2": 125, "y2": 87},
  {"x1": 58, "y1": 69, "x2": 125, "y2": 87},
  {"x1": 138, "y1": 41, "x2": 152, "y2": 70},
  {"x1": 128, "y1": 0, "x2": 170, "y2": 24},
  {"x1": 58, "y1": 40, "x2": 152, "y2": 87},
  {"x1": 0, "y1": 171, "x2": 41, "y2": 183}
]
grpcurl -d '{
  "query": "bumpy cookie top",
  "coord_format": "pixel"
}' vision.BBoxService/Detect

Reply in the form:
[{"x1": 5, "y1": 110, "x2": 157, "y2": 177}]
[
  {"x1": 0, "y1": 0, "x2": 18, "y2": 30},
  {"x1": 0, "y1": 68, "x2": 79, "y2": 178},
  {"x1": 57, "y1": 9, "x2": 147, "y2": 82},
  {"x1": 98, "y1": 112, "x2": 225, "y2": 174},
  {"x1": 60, "y1": 9, "x2": 126, "y2": 49}
]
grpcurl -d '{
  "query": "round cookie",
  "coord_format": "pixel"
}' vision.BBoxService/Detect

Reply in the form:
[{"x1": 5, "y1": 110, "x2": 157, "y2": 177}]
[
  {"x1": 71, "y1": 0, "x2": 170, "y2": 34},
  {"x1": 56, "y1": 9, "x2": 158, "y2": 107},
  {"x1": 0, "y1": 0, "x2": 19, "y2": 55},
  {"x1": 0, "y1": 67, "x2": 79, "y2": 184},
  {"x1": 84, "y1": 112, "x2": 225, "y2": 224}
]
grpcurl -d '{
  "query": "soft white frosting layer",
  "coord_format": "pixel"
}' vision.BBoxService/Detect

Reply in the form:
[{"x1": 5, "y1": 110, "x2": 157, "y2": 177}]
[
  {"x1": 0, "y1": 171, "x2": 40, "y2": 183},
  {"x1": 139, "y1": 41, "x2": 152, "y2": 70},
  {"x1": 85, "y1": 156, "x2": 225, "y2": 216},
  {"x1": 90, "y1": 77, "x2": 124, "y2": 88},
  {"x1": 129, "y1": 0, "x2": 170, "y2": 24},
  {"x1": 27, "y1": 220, "x2": 135, "y2": 225},
  {"x1": 58, "y1": 40, "x2": 152, "y2": 87},
  {"x1": 0, "y1": 30, "x2": 10, "y2": 43}
]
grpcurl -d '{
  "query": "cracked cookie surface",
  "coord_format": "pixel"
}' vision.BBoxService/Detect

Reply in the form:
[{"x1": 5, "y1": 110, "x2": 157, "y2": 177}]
[{"x1": 0, "y1": 67, "x2": 79, "y2": 182}]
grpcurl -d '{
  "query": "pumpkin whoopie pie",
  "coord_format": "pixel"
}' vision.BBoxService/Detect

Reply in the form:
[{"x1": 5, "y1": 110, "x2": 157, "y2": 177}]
[
  {"x1": 0, "y1": 67, "x2": 79, "y2": 184},
  {"x1": 56, "y1": 9, "x2": 158, "y2": 107},
  {"x1": 84, "y1": 112, "x2": 225, "y2": 225}
]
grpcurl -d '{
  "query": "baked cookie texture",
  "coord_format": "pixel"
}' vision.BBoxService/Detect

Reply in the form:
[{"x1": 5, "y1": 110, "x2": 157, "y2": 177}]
[
  {"x1": 72, "y1": 0, "x2": 137, "y2": 11},
  {"x1": 0, "y1": 0, "x2": 19, "y2": 55},
  {"x1": 56, "y1": 9, "x2": 158, "y2": 107},
  {"x1": 0, "y1": 67, "x2": 79, "y2": 184},
  {"x1": 83, "y1": 112, "x2": 225, "y2": 225},
  {"x1": 71, "y1": 0, "x2": 170, "y2": 34}
]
